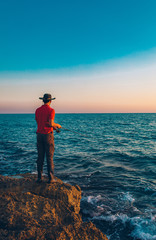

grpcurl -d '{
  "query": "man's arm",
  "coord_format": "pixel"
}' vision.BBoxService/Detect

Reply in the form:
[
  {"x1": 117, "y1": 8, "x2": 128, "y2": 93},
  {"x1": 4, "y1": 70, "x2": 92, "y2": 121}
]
[{"x1": 49, "y1": 119, "x2": 62, "y2": 129}]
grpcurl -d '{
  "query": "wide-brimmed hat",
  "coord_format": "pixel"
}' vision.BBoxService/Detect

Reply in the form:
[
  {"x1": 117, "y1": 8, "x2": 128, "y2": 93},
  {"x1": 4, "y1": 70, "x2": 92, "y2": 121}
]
[{"x1": 39, "y1": 93, "x2": 56, "y2": 101}]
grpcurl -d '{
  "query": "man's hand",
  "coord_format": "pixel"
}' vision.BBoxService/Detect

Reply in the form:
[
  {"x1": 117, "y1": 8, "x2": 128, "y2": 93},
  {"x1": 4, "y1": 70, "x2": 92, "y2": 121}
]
[
  {"x1": 49, "y1": 119, "x2": 62, "y2": 129},
  {"x1": 56, "y1": 128, "x2": 61, "y2": 133}
]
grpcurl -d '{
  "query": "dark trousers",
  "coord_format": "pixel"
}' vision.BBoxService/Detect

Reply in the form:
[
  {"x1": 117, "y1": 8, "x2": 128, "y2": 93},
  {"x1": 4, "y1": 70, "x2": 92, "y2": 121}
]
[{"x1": 37, "y1": 132, "x2": 55, "y2": 180}]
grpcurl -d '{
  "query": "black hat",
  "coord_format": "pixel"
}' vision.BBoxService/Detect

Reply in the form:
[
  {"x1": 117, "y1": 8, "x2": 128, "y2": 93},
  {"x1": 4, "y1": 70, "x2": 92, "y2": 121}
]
[{"x1": 39, "y1": 93, "x2": 56, "y2": 101}]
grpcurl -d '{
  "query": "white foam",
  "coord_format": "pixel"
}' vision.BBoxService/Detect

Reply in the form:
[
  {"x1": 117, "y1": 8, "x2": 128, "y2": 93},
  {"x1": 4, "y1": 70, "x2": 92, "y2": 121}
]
[
  {"x1": 93, "y1": 213, "x2": 156, "y2": 240},
  {"x1": 87, "y1": 196, "x2": 95, "y2": 203},
  {"x1": 131, "y1": 217, "x2": 156, "y2": 240},
  {"x1": 93, "y1": 213, "x2": 129, "y2": 223},
  {"x1": 82, "y1": 192, "x2": 156, "y2": 239},
  {"x1": 86, "y1": 195, "x2": 102, "y2": 204},
  {"x1": 121, "y1": 192, "x2": 135, "y2": 203},
  {"x1": 31, "y1": 171, "x2": 37, "y2": 174}
]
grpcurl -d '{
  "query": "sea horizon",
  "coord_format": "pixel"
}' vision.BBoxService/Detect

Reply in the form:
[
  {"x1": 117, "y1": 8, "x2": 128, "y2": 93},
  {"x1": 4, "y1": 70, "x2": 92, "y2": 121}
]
[{"x1": 0, "y1": 112, "x2": 156, "y2": 114}]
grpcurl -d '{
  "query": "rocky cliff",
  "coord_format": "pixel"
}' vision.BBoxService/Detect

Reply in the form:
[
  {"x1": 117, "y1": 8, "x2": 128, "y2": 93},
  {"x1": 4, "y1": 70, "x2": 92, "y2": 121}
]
[{"x1": 0, "y1": 174, "x2": 108, "y2": 240}]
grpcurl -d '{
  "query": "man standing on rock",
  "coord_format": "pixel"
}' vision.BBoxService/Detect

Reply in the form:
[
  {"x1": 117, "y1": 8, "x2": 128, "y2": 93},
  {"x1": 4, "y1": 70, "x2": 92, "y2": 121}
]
[{"x1": 35, "y1": 93, "x2": 62, "y2": 183}]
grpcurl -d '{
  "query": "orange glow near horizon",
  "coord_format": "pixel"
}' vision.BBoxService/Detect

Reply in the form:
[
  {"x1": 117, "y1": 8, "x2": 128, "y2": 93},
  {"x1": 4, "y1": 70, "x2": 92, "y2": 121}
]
[
  {"x1": 0, "y1": 96, "x2": 156, "y2": 114},
  {"x1": 0, "y1": 52, "x2": 156, "y2": 113}
]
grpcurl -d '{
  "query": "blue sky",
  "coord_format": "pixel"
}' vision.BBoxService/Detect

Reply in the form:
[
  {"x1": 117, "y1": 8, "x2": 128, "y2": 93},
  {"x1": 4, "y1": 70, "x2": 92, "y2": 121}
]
[
  {"x1": 1, "y1": 0, "x2": 156, "y2": 71},
  {"x1": 0, "y1": 0, "x2": 156, "y2": 113}
]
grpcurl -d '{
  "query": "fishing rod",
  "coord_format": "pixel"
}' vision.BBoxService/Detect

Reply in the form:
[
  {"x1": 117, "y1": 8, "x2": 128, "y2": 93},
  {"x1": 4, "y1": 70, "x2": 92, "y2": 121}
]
[{"x1": 56, "y1": 127, "x2": 90, "y2": 138}]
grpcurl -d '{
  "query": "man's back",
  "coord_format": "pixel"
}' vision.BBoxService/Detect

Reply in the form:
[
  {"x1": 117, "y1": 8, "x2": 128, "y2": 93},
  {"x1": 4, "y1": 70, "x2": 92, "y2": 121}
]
[{"x1": 35, "y1": 104, "x2": 55, "y2": 134}]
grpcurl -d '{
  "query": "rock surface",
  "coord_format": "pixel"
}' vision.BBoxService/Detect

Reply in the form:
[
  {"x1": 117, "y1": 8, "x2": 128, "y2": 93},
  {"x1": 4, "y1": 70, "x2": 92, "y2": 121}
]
[{"x1": 0, "y1": 174, "x2": 108, "y2": 240}]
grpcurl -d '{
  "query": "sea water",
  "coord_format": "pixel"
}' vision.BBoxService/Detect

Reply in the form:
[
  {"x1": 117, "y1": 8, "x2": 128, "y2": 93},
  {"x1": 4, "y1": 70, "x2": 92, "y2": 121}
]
[{"x1": 0, "y1": 113, "x2": 156, "y2": 240}]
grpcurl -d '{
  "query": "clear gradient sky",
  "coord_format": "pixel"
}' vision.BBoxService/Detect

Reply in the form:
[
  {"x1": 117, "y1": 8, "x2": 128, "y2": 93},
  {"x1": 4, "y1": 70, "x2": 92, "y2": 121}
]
[{"x1": 0, "y1": 0, "x2": 156, "y2": 113}]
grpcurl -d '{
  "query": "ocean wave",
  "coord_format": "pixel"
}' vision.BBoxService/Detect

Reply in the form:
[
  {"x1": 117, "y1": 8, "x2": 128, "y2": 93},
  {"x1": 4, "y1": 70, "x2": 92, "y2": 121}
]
[
  {"x1": 81, "y1": 191, "x2": 156, "y2": 240},
  {"x1": 92, "y1": 214, "x2": 156, "y2": 240}
]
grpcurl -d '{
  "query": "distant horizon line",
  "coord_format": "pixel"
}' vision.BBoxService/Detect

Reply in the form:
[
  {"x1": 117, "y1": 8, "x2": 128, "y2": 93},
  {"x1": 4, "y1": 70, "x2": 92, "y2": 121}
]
[{"x1": 0, "y1": 112, "x2": 155, "y2": 114}]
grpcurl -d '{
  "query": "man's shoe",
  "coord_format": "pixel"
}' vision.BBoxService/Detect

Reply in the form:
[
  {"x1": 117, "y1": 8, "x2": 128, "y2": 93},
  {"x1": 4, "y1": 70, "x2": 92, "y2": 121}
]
[
  {"x1": 36, "y1": 179, "x2": 42, "y2": 183},
  {"x1": 47, "y1": 179, "x2": 52, "y2": 184}
]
